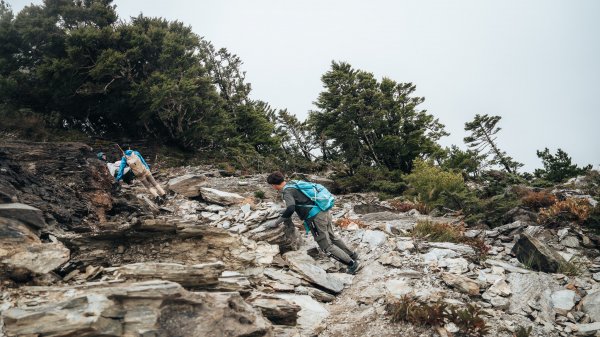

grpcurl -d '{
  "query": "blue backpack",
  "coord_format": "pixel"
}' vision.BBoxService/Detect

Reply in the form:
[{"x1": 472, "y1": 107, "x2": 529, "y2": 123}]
[{"x1": 284, "y1": 180, "x2": 335, "y2": 233}]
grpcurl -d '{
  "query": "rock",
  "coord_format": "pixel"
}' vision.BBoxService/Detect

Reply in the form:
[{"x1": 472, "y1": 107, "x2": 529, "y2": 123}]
[
  {"x1": 422, "y1": 248, "x2": 459, "y2": 263},
  {"x1": 305, "y1": 287, "x2": 336, "y2": 303},
  {"x1": 440, "y1": 258, "x2": 470, "y2": 274},
  {"x1": 507, "y1": 272, "x2": 560, "y2": 321},
  {"x1": 353, "y1": 204, "x2": 394, "y2": 214},
  {"x1": 248, "y1": 295, "x2": 301, "y2": 326},
  {"x1": 486, "y1": 278, "x2": 511, "y2": 297},
  {"x1": 490, "y1": 297, "x2": 510, "y2": 310},
  {"x1": 215, "y1": 273, "x2": 252, "y2": 294},
  {"x1": 166, "y1": 174, "x2": 206, "y2": 197},
  {"x1": 361, "y1": 230, "x2": 387, "y2": 248},
  {"x1": 581, "y1": 291, "x2": 600, "y2": 322},
  {"x1": 442, "y1": 273, "x2": 479, "y2": 295},
  {"x1": 593, "y1": 273, "x2": 600, "y2": 282},
  {"x1": 0, "y1": 217, "x2": 70, "y2": 276},
  {"x1": 385, "y1": 279, "x2": 414, "y2": 298},
  {"x1": 511, "y1": 233, "x2": 569, "y2": 273},
  {"x1": 359, "y1": 211, "x2": 400, "y2": 222},
  {"x1": 105, "y1": 262, "x2": 225, "y2": 287},
  {"x1": 0, "y1": 203, "x2": 45, "y2": 229},
  {"x1": 276, "y1": 294, "x2": 329, "y2": 333},
  {"x1": 574, "y1": 322, "x2": 600, "y2": 336},
  {"x1": 494, "y1": 220, "x2": 527, "y2": 234},
  {"x1": 378, "y1": 251, "x2": 404, "y2": 268},
  {"x1": 396, "y1": 239, "x2": 415, "y2": 251},
  {"x1": 426, "y1": 242, "x2": 475, "y2": 255},
  {"x1": 283, "y1": 251, "x2": 344, "y2": 294},
  {"x1": 464, "y1": 230, "x2": 482, "y2": 238},
  {"x1": 199, "y1": 187, "x2": 245, "y2": 205},
  {"x1": 2, "y1": 280, "x2": 271, "y2": 337},
  {"x1": 264, "y1": 268, "x2": 302, "y2": 286},
  {"x1": 561, "y1": 236, "x2": 580, "y2": 248},
  {"x1": 558, "y1": 228, "x2": 570, "y2": 241},
  {"x1": 551, "y1": 289, "x2": 577, "y2": 315},
  {"x1": 485, "y1": 259, "x2": 531, "y2": 274},
  {"x1": 478, "y1": 271, "x2": 503, "y2": 285}
]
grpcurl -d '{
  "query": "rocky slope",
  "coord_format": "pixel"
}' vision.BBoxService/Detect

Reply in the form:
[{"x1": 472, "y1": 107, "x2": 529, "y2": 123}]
[{"x1": 1, "y1": 141, "x2": 600, "y2": 337}]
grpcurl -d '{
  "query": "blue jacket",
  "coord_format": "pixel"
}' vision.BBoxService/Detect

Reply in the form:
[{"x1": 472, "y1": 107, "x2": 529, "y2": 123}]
[{"x1": 115, "y1": 150, "x2": 150, "y2": 181}]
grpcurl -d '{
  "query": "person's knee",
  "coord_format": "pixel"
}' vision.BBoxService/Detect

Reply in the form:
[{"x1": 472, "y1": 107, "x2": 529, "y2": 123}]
[{"x1": 316, "y1": 237, "x2": 332, "y2": 251}]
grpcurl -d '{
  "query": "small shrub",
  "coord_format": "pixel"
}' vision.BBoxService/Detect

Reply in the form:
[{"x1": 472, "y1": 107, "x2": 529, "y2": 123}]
[
  {"x1": 254, "y1": 190, "x2": 266, "y2": 199},
  {"x1": 583, "y1": 204, "x2": 600, "y2": 233},
  {"x1": 387, "y1": 199, "x2": 428, "y2": 213},
  {"x1": 521, "y1": 190, "x2": 557, "y2": 210},
  {"x1": 413, "y1": 220, "x2": 465, "y2": 242},
  {"x1": 538, "y1": 198, "x2": 591, "y2": 225},
  {"x1": 386, "y1": 296, "x2": 489, "y2": 336},
  {"x1": 413, "y1": 220, "x2": 489, "y2": 260},
  {"x1": 449, "y1": 304, "x2": 489, "y2": 337}
]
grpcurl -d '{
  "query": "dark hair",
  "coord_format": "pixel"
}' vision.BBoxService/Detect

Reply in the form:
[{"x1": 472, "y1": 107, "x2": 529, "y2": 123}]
[{"x1": 267, "y1": 171, "x2": 285, "y2": 185}]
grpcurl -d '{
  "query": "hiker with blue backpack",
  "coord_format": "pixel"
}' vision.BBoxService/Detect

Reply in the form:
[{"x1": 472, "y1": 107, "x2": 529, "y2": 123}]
[{"x1": 264, "y1": 171, "x2": 360, "y2": 275}]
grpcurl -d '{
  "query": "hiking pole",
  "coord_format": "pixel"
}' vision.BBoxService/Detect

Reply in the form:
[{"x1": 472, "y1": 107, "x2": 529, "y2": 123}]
[{"x1": 116, "y1": 144, "x2": 125, "y2": 156}]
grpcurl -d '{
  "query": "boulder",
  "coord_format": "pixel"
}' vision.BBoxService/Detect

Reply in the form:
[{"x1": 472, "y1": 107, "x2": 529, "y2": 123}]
[
  {"x1": 0, "y1": 203, "x2": 45, "y2": 229},
  {"x1": 0, "y1": 217, "x2": 70, "y2": 277},
  {"x1": 575, "y1": 322, "x2": 600, "y2": 336},
  {"x1": 283, "y1": 251, "x2": 344, "y2": 294},
  {"x1": 248, "y1": 295, "x2": 301, "y2": 326},
  {"x1": 264, "y1": 268, "x2": 302, "y2": 286},
  {"x1": 200, "y1": 187, "x2": 245, "y2": 205},
  {"x1": 441, "y1": 273, "x2": 479, "y2": 295},
  {"x1": 361, "y1": 230, "x2": 387, "y2": 248},
  {"x1": 167, "y1": 174, "x2": 206, "y2": 197},
  {"x1": 426, "y1": 242, "x2": 475, "y2": 255},
  {"x1": 104, "y1": 262, "x2": 225, "y2": 287},
  {"x1": 581, "y1": 291, "x2": 600, "y2": 322},
  {"x1": 551, "y1": 289, "x2": 577, "y2": 315},
  {"x1": 2, "y1": 280, "x2": 272, "y2": 337},
  {"x1": 276, "y1": 294, "x2": 329, "y2": 333},
  {"x1": 511, "y1": 233, "x2": 568, "y2": 273}
]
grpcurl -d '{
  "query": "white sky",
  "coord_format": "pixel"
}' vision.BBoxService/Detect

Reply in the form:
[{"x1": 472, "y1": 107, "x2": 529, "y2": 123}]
[{"x1": 9, "y1": 0, "x2": 600, "y2": 171}]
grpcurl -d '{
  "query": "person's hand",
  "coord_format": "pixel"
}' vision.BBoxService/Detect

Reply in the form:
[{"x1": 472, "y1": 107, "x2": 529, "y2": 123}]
[{"x1": 263, "y1": 219, "x2": 279, "y2": 229}]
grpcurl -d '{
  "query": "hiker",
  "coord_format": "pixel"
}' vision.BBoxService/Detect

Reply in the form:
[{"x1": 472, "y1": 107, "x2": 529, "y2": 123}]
[
  {"x1": 115, "y1": 147, "x2": 166, "y2": 202},
  {"x1": 263, "y1": 171, "x2": 360, "y2": 274},
  {"x1": 97, "y1": 152, "x2": 134, "y2": 184}
]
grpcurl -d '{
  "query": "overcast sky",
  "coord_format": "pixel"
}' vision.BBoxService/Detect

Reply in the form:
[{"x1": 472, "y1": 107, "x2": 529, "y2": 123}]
[{"x1": 10, "y1": 0, "x2": 600, "y2": 171}]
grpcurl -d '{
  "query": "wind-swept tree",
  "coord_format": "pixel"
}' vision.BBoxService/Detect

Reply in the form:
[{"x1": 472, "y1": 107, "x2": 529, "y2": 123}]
[
  {"x1": 534, "y1": 148, "x2": 592, "y2": 183},
  {"x1": 464, "y1": 114, "x2": 522, "y2": 174},
  {"x1": 310, "y1": 61, "x2": 447, "y2": 174}
]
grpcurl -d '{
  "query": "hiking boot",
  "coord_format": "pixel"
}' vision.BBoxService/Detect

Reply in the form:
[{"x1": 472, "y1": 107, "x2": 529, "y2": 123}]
[
  {"x1": 347, "y1": 260, "x2": 360, "y2": 275},
  {"x1": 349, "y1": 252, "x2": 359, "y2": 260}
]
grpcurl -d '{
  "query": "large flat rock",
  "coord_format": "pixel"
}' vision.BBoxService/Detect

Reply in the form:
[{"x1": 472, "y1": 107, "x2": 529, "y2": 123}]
[
  {"x1": 0, "y1": 217, "x2": 70, "y2": 276},
  {"x1": 0, "y1": 203, "x2": 45, "y2": 229},
  {"x1": 283, "y1": 251, "x2": 344, "y2": 294},
  {"x1": 2, "y1": 280, "x2": 272, "y2": 337},
  {"x1": 200, "y1": 187, "x2": 245, "y2": 205},
  {"x1": 167, "y1": 174, "x2": 206, "y2": 197},
  {"x1": 104, "y1": 262, "x2": 225, "y2": 287}
]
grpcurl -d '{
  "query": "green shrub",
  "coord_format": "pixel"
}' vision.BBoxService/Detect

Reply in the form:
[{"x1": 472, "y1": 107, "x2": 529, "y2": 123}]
[
  {"x1": 332, "y1": 166, "x2": 406, "y2": 195},
  {"x1": 404, "y1": 160, "x2": 468, "y2": 209},
  {"x1": 254, "y1": 190, "x2": 266, "y2": 199}
]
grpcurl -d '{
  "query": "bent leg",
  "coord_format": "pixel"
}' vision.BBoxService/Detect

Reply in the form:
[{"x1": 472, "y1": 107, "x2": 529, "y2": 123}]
[
  {"x1": 139, "y1": 175, "x2": 159, "y2": 197},
  {"x1": 325, "y1": 212, "x2": 355, "y2": 257},
  {"x1": 146, "y1": 173, "x2": 166, "y2": 196},
  {"x1": 311, "y1": 212, "x2": 352, "y2": 265}
]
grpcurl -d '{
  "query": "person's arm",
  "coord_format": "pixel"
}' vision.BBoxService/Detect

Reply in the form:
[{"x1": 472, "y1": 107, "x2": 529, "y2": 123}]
[
  {"x1": 115, "y1": 157, "x2": 127, "y2": 181},
  {"x1": 135, "y1": 151, "x2": 150, "y2": 170},
  {"x1": 264, "y1": 189, "x2": 296, "y2": 228}
]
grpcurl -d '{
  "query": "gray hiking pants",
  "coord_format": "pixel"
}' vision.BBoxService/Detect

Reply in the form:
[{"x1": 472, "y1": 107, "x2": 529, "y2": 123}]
[
  {"x1": 309, "y1": 211, "x2": 354, "y2": 265},
  {"x1": 138, "y1": 172, "x2": 166, "y2": 197}
]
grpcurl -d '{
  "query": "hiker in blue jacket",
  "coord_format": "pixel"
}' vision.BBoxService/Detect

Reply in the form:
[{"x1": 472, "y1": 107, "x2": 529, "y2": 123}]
[
  {"x1": 264, "y1": 171, "x2": 360, "y2": 274},
  {"x1": 115, "y1": 147, "x2": 166, "y2": 202}
]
